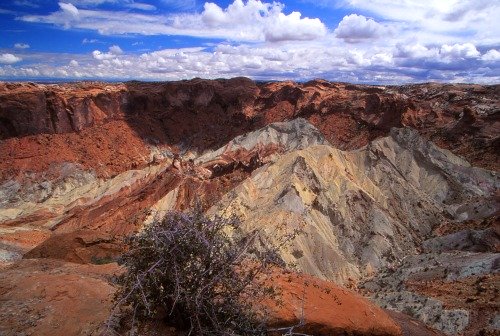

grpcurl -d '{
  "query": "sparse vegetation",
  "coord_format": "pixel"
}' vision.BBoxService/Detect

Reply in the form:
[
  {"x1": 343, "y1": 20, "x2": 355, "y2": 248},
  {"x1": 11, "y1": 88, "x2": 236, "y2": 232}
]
[{"x1": 110, "y1": 206, "x2": 301, "y2": 335}]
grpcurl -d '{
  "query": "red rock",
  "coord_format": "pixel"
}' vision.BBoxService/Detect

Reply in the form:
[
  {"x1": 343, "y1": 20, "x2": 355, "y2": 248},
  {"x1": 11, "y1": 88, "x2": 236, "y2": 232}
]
[
  {"x1": 267, "y1": 271, "x2": 402, "y2": 335},
  {"x1": 0, "y1": 260, "x2": 404, "y2": 336},
  {"x1": 1, "y1": 79, "x2": 498, "y2": 181},
  {"x1": 0, "y1": 258, "x2": 119, "y2": 336}
]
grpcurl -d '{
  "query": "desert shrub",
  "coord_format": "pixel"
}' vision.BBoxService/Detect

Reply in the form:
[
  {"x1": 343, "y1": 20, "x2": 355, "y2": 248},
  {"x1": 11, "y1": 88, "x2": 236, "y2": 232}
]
[{"x1": 112, "y1": 207, "x2": 299, "y2": 335}]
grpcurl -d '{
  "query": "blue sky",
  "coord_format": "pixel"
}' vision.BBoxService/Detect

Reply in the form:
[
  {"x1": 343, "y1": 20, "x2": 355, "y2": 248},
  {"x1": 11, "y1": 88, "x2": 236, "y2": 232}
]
[{"x1": 0, "y1": 0, "x2": 499, "y2": 83}]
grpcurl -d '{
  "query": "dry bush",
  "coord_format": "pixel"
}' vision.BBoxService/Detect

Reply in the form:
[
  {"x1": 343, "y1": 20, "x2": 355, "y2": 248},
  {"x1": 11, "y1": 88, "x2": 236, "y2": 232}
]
[{"x1": 111, "y1": 207, "x2": 301, "y2": 335}]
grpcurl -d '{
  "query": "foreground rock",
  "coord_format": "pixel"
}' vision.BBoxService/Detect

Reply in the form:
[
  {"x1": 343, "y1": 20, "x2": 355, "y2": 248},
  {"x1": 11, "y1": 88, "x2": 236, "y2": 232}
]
[
  {"x1": 1, "y1": 162, "x2": 181, "y2": 264},
  {"x1": 0, "y1": 259, "x2": 408, "y2": 336},
  {"x1": 0, "y1": 259, "x2": 119, "y2": 336},
  {"x1": 267, "y1": 271, "x2": 402, "y2": 335}
]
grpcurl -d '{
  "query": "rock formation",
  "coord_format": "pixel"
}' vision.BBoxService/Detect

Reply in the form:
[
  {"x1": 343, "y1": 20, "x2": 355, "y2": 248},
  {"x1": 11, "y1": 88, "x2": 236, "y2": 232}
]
[
  {"x1": 208, "y1": 127, "x2": 498, "y2": 286},
  {"x1": 0, "y1": 78, "x2": 498, "y2": 335}
]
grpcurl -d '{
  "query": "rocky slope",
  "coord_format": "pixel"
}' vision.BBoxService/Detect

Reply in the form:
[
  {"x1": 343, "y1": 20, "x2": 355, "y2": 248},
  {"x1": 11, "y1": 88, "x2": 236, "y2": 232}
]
[
  {"x1": 361, "y1": 213, "x2": 499, "y2": 335},
  {"x1": 201, "y1": 125, "x2": 498, "y2": 335},
  {"x1": 0, "y1": 78, "x2": 498, "y2": 335},
  {"x1": 208, "y1": 127, "x2": 498, "y2": 285}
]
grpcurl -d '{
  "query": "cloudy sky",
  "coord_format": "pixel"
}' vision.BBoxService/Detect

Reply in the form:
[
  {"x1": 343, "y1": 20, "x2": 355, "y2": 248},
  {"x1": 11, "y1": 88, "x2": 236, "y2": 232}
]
[{"x1": 0, "y1": 0, "x2": 499, "y2": 83}]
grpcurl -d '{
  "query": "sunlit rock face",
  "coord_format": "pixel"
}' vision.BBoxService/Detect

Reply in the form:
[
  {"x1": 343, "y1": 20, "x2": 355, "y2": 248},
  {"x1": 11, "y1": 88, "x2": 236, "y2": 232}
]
[{"x1": 210, "y1": 127, "x2": 498, "y2": 284}]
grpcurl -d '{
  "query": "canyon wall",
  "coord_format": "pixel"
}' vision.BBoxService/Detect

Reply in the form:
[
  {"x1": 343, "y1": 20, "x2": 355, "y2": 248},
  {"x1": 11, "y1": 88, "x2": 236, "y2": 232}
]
[{"x1": 0, "y1": 78, "x2": 498, "y2": 335}]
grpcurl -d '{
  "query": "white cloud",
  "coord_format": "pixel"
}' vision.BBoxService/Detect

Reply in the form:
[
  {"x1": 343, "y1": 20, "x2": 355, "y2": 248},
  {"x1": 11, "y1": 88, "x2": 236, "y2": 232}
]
[
  {"x1": 481, "y1": 49, "x2": 500, "y2": 62},
  {"x1": 92, "y1": 45, "x2": 123, "y2": 60},
  {"x1": 340, "y1": 0, "x2": 500, "y2": 45},
  {"x1": 14, "y1": 43, "x2": 30, "y2": 49},
  {"x1": 346, "y1": 50, "x2": 370, "y2": 66},
  {"x1": 1, "y1": 40, "x2": 499, "y2": 84},
  {"x1": 108, "y1": 45, "x2": 123, "y2": 54},
  {"x1": 97, "y1": 43, "x2": 488, "y2": 82},
  {"x1": 341, "y1": 0, "x2": 444, "y2": 22},
  {"x1": 59, "y1": 2, "x2": 79, "y2": 17},
  {"x1": 126, "y1": 2, "x2": 156, "y2": 11},
  {"x1": 82, "y1": 38, "x2": 99, "y2": 44},
  {"x1": 197, "y1": 0, "x2": 327, "y2": 42},
  {"x1": 0, "y1": 54, "x2": 22, "y2": 64},
  {"x1": 392, "y1": 42, "x2": 489, "y2": 71},
  {"x1": 395, "y1": 43, "x2": 439, "y2": 59},
  {"x1": 443, "y1": 0, "x2": 496, "y2": 22},
  {"x1": 200, "y1": 3, "x2": 224, "y2": 26},
  {"x1": 263, "y1": 11, "x2": 327, "y2": 42},
  {"x1": 334, "y1": 14, "x2": 387, "y2": 42},
  {"x1": 92, "y1": 50, "x2": 111, "y2": 60},
  {"x1": 20, "y1": 0, "x2": 327, "y2": 42},
  {"x1": 6, "y1": 0, "x2": 500, "y2": 84},
  {"x1": 440, "y1": 43, "x2": 480, "y2": 60},
  {"x1": 49, "y1": 2, "x2": 80, "y2": 28}
]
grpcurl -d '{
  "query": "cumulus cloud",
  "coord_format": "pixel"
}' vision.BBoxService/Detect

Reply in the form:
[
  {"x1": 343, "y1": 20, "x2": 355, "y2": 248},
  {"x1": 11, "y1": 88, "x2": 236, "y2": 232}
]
[
  {"x1": 481, "y1": 49, "x2": 500, "y2": 62},
  {"x1": 1, "y1": 40, "x2": 499, "y2": 84},
  {"x1": 335, "y1": 14, "x2": 387, "y2": 42},
  {"x1": 6, "y1": 0, "x2": 500, "y2": 84},
  {"x1": 20, "y1": 0, "x2": 327, "y2": 42},
  {"x1": 108, "y1": 45, "x2": 123, "y2": 54},
  {"x1": 264, "y1": 11, "x2": 326, "y2": 42},
  {"x1": 0, "y1": 54, "x2": 22, "y2": 64},
  {"x1": 92, "y1": 50, "x2": 111, "y2": 60},
  {"x1": 199, "y1": 1, "x2": 326, "y2": 42},
  {"x1": 196, "y1": 0, "x2": 328, "y2": 42},
  {"x1": 14, "y1": 43, "x2": 30, "y2": 49},
  {"x1": 440, "y1": 43, "x2": 480, "y2": 60},
  {"x1": 341, "y1": 0, "x2": 500, "y2": 45},
  {"x1": 393, "y1": 42, "x2": 483, "y2": 72},
  {"x1": 92, "y1": 45, "x2": 123, "y2": 60},
  {"x1": 395, "y1": 43, "x2": 439, "y2": 59}
]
